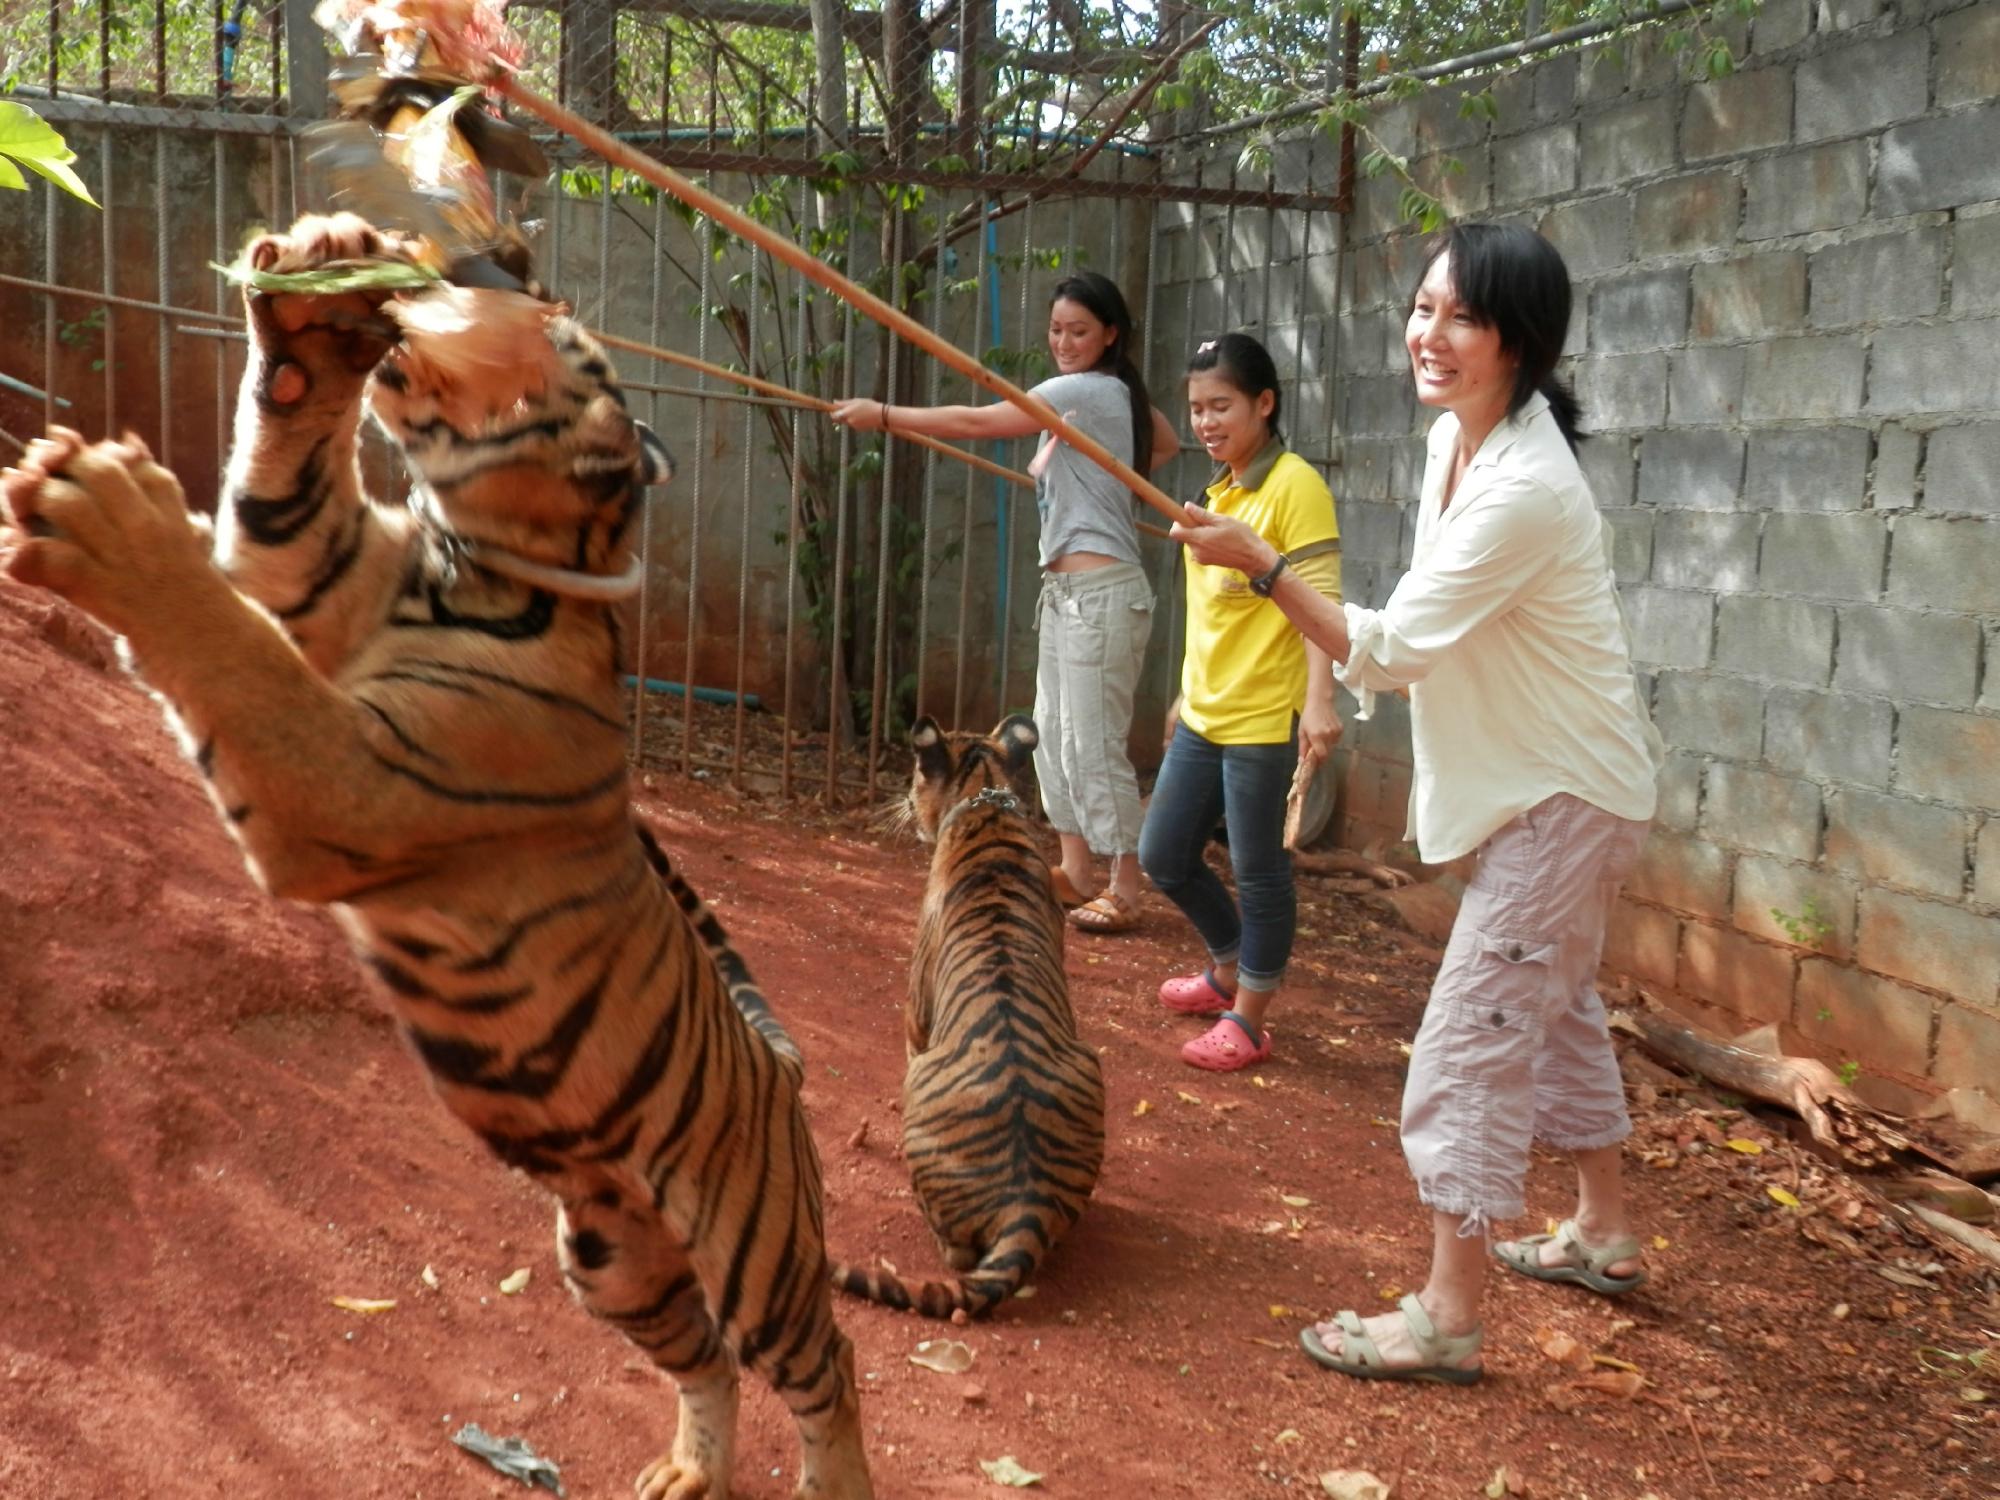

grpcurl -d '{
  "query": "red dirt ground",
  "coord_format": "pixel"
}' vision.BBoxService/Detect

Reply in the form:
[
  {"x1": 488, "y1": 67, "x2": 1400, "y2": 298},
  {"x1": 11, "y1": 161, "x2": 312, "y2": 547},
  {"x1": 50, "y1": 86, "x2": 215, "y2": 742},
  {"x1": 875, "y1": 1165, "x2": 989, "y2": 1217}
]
[{"x1": 1, "y1": 582, "x2": 1994, "y2": 1500}]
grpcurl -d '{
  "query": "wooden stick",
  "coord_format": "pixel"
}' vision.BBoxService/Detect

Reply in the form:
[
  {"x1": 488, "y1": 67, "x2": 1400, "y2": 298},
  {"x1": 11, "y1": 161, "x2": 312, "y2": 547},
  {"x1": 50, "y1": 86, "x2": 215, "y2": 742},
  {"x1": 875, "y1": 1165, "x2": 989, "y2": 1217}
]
[
  {"x1": 594, "y1": 328, "x2": 1172, "y2": 540},
  {"x1": 491, "y1": 70, "x2": 1187, "y2": 527}
]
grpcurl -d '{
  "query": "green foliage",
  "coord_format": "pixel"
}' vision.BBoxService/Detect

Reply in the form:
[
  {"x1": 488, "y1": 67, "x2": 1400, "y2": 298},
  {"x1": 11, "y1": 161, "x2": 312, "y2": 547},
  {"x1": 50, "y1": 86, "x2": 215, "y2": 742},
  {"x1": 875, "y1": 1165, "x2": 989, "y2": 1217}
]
[
  {"x1": 0, "y1": 101, "x2": 97, "y2": 205},
  {"x1": 1769, "y1": 899, "x2": 1834, "y2": 950},
  {"x1": 1836, "y1": 1059, "x2": 1862, "y2": 1087}
]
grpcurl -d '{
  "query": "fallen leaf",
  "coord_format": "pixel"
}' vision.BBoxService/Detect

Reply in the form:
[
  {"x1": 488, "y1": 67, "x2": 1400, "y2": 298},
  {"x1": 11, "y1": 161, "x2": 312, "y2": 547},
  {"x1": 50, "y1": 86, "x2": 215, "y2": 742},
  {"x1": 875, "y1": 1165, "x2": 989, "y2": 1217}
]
[
  {"x1": 498, "y1": 1267, "x2": 532, "y2": 1296},
  {"x1": 1280, "y1": 1193, "x2": 1313, "y2": 1208},
  {"x1": 1876, "y1": 1267, "x2": 1933, "y2": 1289},
  {"x1": 1274, "y1": 1428, "x2": 1303, "y2": 1446},
  {"x1": 1269, "y1": 1303, "x2": 1294, "y2": 1319},
  {"x1": 1650, "y1": 1235, "x2": 1670, "y2": 1250},
  {"x1": 1483, "y1": 1464, "x2": 1528, "y2": 1498},
  {"x1": 1252, "y1": 1075, "x2": 1269, "y2": 1088},
  {"x1": 1963, "y1": 1388, "x2": 1988, "y2": 1403},
  {"x1": 1590, "y1": 1353, "x2": 1641, "y2": 1374},
  {"x1": 1319, "y1": 1470, "x2": 1391, "y2": 1500},
  {"x1": 1533, "y1": 1326, "x2": 1593, "y2": 1373},
  {"x1": 978, "y1": 1455, "x2": 1044, "y2": 1487},
  {"x1": 1257, "y1": 1219, "x2": 1287, "y2": 1235},
  {"x1": 909, "y1": 1339, "x2": 974, "y2": 1375},
  {"x1": 1689, "y1": 1385, "x2": 1724, "y2": 1401},
  {"x1": 1767, "y1": 1186, "x2": 1802, "y2": 1209},
  {"x1": 1377, "y1": 1284, "x2": 1404, "y2": 1303},
  {"x1": 1176, "y1": 1090, "x2": 1202, "y2": 1105},
  {"x1": 330, "y1": 1296, "x2": 397, "y2": 1315},
  {"x1": 420, "y1": 1264, "x2": 440, "y2": 1290},
  {"x1": 1725, "y1": 1137, "x2": 1764, "y2": 1154},
  {"x1": 1214, "y1": 1099, "x2": 1244, "y2": 1113},
  {"x1": 1012, "y1": 1285, "x2": 1037, "y2": 1300},
  {"x1": 1132, "y1": 1099, "x2": 1152, "y2": 1117},
  {"x1": 1369, "y1": 1116, "x2": 1396, "y2": 1129},
  {"x1": 451, "y1": 1423, "x2": 564, "y2": 1496}
]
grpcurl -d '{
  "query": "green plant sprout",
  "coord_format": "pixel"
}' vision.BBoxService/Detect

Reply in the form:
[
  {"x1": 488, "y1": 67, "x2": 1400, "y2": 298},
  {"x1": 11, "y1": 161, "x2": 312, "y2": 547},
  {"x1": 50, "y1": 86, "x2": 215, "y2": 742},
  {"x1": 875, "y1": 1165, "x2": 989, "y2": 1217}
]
[{"x1": 1770, "y1": 897, "x2": 1834, "y2": 949}]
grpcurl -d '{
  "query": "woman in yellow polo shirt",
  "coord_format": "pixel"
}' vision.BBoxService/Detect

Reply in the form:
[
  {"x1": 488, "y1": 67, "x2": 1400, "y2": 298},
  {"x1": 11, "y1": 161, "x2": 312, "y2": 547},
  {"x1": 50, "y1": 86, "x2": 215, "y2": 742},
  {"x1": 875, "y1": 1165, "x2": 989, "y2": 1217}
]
[{"x1": 1138, "y1": 333, "x2": 1342, "y2": 1071}]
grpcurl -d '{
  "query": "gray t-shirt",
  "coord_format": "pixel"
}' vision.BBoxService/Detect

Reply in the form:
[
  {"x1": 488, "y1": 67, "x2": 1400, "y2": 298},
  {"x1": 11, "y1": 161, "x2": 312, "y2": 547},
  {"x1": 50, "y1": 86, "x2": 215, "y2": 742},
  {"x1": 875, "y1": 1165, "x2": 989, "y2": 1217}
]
[{"x1": 1030, "y1": 370, "x2": 1143, "y2": 568}]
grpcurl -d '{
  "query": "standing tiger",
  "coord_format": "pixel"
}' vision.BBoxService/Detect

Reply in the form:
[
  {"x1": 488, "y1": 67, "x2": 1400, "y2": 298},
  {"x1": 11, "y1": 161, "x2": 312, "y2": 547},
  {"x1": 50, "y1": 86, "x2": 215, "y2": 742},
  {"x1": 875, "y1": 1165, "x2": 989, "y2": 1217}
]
[
  {"x1": 0, "y1": 213, "x2": 872, "y2": 1500},
  {"x1": 833, "y1": 715, "x2": 1106, "y2": 1319}
]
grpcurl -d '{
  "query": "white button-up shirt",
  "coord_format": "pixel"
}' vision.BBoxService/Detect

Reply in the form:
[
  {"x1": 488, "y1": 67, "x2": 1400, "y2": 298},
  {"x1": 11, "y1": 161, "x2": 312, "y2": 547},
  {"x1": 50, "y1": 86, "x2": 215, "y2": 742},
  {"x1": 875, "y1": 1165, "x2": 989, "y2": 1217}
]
[{"x1": 1334, "y1": 393, "x2": 1662, "y2": 863}]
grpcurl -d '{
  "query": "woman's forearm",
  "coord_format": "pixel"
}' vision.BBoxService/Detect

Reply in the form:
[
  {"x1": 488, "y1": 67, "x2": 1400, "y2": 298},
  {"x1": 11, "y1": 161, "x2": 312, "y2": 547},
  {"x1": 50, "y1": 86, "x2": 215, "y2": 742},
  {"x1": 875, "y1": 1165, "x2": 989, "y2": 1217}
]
[{"x1": 1268, "y1": 566, "x2": 1351, "y2": 663}]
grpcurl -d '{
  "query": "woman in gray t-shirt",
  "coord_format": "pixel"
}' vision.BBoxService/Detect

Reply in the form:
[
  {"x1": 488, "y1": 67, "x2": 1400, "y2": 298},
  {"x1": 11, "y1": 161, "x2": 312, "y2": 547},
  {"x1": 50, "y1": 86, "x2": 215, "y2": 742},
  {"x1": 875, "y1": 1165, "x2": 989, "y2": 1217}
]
[{"x1": 833, "y1": 272, "x2": 1178, "y2": 932}]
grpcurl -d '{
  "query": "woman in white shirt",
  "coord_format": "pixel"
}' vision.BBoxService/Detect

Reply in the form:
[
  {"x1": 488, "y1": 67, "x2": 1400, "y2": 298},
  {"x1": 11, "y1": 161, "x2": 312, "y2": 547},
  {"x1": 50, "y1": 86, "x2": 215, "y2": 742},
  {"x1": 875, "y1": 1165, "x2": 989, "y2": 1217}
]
[{"x1": 1173, "y1": 222, "x2": 1662, "y2": 1384}]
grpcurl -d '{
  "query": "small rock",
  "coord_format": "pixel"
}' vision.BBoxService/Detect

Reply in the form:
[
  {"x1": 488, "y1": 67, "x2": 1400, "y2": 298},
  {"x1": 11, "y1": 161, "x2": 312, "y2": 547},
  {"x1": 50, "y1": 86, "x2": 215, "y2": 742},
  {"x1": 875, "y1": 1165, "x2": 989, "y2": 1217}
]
[
  {"x1": 1808, "y1": 1463, "x2": 1837, "y2": 1485},
  {"x1": 961, "y1": 1385, "x2": 987, "y2": 1406}
]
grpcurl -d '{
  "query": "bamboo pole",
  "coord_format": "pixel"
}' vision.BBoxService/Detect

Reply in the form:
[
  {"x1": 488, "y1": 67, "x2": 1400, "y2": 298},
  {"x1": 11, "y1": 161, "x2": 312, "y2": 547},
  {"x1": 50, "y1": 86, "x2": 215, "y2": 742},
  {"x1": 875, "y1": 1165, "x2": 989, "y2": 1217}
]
[{"x1": 491, "y1": 68, "x2": 1187, "y2": 527}]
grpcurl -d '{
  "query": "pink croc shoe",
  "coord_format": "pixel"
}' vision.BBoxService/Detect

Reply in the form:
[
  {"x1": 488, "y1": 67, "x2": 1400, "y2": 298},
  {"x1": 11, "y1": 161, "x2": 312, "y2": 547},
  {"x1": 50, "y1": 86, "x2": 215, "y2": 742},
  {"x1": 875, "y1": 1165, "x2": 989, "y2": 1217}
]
[
  {"x1": 1181, "y1": 1011, "x2": 1272, "y2": 1072},
  {"x1": 1158, "y1": 969, "x2": 1235, "y2": 1016}
]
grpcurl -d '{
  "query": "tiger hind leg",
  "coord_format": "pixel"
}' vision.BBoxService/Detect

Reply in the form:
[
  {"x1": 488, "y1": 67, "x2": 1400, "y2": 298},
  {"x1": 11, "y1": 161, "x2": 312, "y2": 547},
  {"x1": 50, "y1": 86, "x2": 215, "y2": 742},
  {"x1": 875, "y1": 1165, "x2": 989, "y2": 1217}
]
[
  {"x1": 745, "y1": 1310, "x2": 872, "y2": 1500},
  {"x1": 556, "y1": 1196, "x2": 740, "y2": 1499}
]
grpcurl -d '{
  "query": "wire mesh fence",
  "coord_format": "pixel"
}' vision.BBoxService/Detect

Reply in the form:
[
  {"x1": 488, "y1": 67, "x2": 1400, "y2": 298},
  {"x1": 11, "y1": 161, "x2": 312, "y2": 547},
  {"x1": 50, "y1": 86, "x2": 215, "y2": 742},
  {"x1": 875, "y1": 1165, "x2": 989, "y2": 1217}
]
[{"x1": 0, "y1": 0, "x2": 1708, "y2": 802}]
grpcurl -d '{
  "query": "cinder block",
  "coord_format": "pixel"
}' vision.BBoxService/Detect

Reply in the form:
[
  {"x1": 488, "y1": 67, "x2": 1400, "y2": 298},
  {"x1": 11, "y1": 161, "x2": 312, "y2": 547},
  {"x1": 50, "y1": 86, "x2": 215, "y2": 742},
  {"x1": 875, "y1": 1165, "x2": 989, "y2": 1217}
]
[
  {"x1": 1938, "y1": 4, "x2": 2000, "y2": 106},
  {"x1": 1734, "y1": 853, "x2": 1857, "y2": 958},
  {"x1": 1758, "y1": 512, "x2": 1885, "y2": 601},
  {"x1": 1896, "y1": 707, "x2": 2000, "y2": 810},
  {"x1": 1578, "y1": 434, "x2": 1635, "y2": 508},
  {"x1": 1656, "y1": 749, "x2": 1704, "y2": 833},
  {"x1": 1339, "y1": 499, "x2": 1407, "y2": 567},
  {"x1": 1753, "y1": 0, "x2": 1812, "y2": 53},
  {"x1": 1857, "y1": 887, "x2": 2000, "y2": 1002},
  {"x1": 1691, "y1": 254, "x2": 1806, "y2": 342},
  {"x1": 1934, "y1": 1004, "x2": 2000, "y2": 1091},
  {"x1": 1495, "y1": 124, "x2": 1579, "y2": 203},
  {"x1": 1744, "y1": 428, "x2": 1869, "y2": 512},
  {"x1": 1808, "y1": 228, "x2": 1944, "y2": 328},
  {"x1": 1602, "y1": 898, "x2": 1680, "y2": 987},
  {"x1": 1795, "y1": 960, "x2": 1935, "y2": 1080},
  {"x1": 1825, "y1": 787, "x2": 1969, "y2": 901},
  {"x1": 1978, "y1": 819, "x2": 2000, "y2": 909},
  {"x1": 1602, "y1": 507, "x2": 1654, "y2": 583},
  {"x1": 1872, "y1": 424, "x2": 1921, "y2": 511},
  {"x1": 1534, "y1": 53, "x2": 1582, "y2": 122},
  {"x1": 1952, "y1": 215, "x2": 2000, "y2": 314},
  {"x1": 1834, "y1": 606, "x2": 1981, "y2": 707},
  {"x1": 1577, "y1": 353, "x2": 1667, "y2": 431},
  {"x1": 1872, "y1": 318, "x2": 2000, "y2": 416},
  {"x1": 1922, "y1": 425, "x2": 2000, "y2": 517},
  {"x1": 1579, "y1": 98, "x2": 1677, "y2": 189},
  {"x1": 1414, "y1": 82, "x2": 1490, "y2": 157},
  {"x1": 1677, "y1": 922, "x2": 1796, "y2": 1024},
  {"x1": 1701, "y1": 762, "x2": 1823, "y2": 861},
  {"x1": 1344, "y1": 375, "x2": 1414, "y2": 438},
  {"x1": 1627, "y1": 832, "x2": 1734, "y2": 919},
  {"x1": 1634, "y1": 172, "x2": 1742, "y2": 256},
  {"x1": 1877, "y1": 104, "x2": 2000, "y2": 217},
  {"x1": 1816, "y1": 0, "x2": 1884, "y2": 31},
  {"x1": 1623, "y1": 587, "x2": 1714, "y2": 669},
  {"x1": 1538, "y1": 195, "x2": 1634, "y2": 279},
  {"x1": 1639, "y1": 435, "x2": 1748, "y2": 512},
  {"x1": 1744, "y1": 142, "x2": 1867, "y2": 240},
  {"x1": 1651, "y1": 510, "x2": 1758, "y2": 588},
  {"x1": 1653, "y1": 671, "x2": 1765, "y2": 759},
  {"x1": 1741, "y1": 337, "x2": 1866, "y2": 422},
  {"x1": 1667, "y1": 347, "x2": 1745, "y2": 426},
  {"x1": 1714, "y1": 594, "x2": 1835, "y2": 687},
  {"x1": 1763, "y1": 687, "x2": 1894, "y2": 787},
  {"x1": 1682, "y1": 70, "x2": 1793, "y2": 161},
  {"x1": 1986, "y1": 623, "x2": 2000, "y2": 714},
  {"x1": 1590, "y1": 269, "x2": 1689, "y2": 354},
  {"x1": 1337, "y1": 441, "x2": 1393, "y2": 503},
  {"x1": 1886, "y1": 516, "x2": 2000, "y2": 615},
  {"x1": 1794, "y1": 30, "x2": 1930, "y2": 143}
]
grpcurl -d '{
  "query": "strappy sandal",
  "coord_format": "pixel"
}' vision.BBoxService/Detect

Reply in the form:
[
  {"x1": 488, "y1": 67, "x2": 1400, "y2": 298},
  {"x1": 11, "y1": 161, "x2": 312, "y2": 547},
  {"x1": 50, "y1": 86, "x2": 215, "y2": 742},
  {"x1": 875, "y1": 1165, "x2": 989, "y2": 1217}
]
[
  {"x1": 1299, "y1": 1294, "x2": 1483, "y2": 1385},
  {"x1": 1067, "y1": 892, "x2": 1140, "y2": 934},
  {"x1": 1493, "y1": 1218, "x2": 1648, "y2": 1295}
]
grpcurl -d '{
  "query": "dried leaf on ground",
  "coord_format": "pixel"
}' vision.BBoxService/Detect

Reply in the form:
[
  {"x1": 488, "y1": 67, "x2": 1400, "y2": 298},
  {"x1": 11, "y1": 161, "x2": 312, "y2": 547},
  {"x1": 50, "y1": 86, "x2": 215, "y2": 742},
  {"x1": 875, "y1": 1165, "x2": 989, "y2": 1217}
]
[
  {"x1": 1319, "y1": 1470, "x2": 1392, "y2": 1500},
  {"x1": 1575, "y1": 1369, "x2": 1646, "y2": 1398},
  {"x1": 1132, "y1": 1099, "x2": 1152, "y2": 1118},
  {"x1": 1483, "y1": 1463, "x2": 1528, "y2": 1497},
  {"x1": 910, "y1": 1339, "x2": 974, "y2": 1374},
  {"x1": 1768, "y1": 1186, "x2": 1803, "y2": 1209},
  {"x1": 1534, "y1": 1327, "x2": 1594, "y2": 1373},
  {"x1": 979, "y1": 1454, "x2": 1044, "y2": 1487},
  {"x1": 498, "y1": 1267, "x2": 531, "y2": 1295},
  {"x1": 330, "y1": 1295, "x2": 397, "y2": 1315},
  {"x1": 1726, "y1": 1138, "x2": 1765, "y2": 1155},
  {"x1": 1176, "y1": 1090, "x2": 1202, "y2": 1105},
  {"x1": 1280, "y1": 1193, "x2": 1312, "y2": 1207}
]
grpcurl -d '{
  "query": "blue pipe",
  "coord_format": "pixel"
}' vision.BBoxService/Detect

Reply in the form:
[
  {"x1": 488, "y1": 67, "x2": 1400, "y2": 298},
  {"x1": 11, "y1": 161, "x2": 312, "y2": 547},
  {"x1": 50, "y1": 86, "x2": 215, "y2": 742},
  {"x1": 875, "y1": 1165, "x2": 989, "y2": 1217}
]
[
  {"x1": 0, "y1": 373, "x2": 69, "y2": 408},
  {"x1": 623, "y1": 674, "x2": 763, "y2": 711}
]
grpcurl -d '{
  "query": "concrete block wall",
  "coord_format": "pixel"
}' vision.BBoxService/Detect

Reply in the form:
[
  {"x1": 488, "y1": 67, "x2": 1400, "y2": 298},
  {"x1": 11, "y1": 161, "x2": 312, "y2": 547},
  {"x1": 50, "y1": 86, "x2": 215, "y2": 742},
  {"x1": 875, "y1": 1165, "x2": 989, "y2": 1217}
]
[{"x1": 1321, "y1": 0, "x2": 2000, "y2": 1105}]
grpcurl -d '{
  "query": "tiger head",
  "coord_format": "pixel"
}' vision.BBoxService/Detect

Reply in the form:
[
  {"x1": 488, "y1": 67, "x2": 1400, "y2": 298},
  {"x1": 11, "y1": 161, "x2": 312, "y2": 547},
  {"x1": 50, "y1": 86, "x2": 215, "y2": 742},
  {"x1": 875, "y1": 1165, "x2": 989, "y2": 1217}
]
[
  {"x1": 906, "y1": 714, "x2": 1039, "y2": 843},
  {"x1": 369, "y1": 313, "x2": 673, "y2": 574}
]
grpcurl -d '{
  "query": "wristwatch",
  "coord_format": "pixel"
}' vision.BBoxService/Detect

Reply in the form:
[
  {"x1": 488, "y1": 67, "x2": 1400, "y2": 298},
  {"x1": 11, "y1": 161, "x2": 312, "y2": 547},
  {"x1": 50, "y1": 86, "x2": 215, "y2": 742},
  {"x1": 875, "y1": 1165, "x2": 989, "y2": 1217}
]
[{"x1": 1248, "y1": 552, "x2": 1289, "y2": 597}]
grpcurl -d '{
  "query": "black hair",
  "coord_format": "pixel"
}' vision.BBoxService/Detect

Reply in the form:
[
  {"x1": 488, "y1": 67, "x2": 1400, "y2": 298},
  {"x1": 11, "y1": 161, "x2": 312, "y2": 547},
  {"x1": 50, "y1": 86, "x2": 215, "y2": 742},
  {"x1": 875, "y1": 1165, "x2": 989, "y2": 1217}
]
[
  {"x1": 1411, "y1": 221, "x2": 1585, "y2": 452},
  {"x1": 1049, "y1": 272, "x2": 1154, "y2": 475},
  {"x1": 1184, "y1": 331, "x2": 1284, "y2": 446}
]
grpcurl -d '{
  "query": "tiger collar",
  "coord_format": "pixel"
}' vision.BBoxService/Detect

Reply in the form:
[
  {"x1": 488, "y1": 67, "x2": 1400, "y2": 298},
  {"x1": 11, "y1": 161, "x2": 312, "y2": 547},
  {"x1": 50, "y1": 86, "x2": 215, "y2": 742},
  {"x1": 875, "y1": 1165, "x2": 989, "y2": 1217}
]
[
  {"x1": 457, "y1": 539, "x2": 645, "y2": 602},
  {"x1": 935, "y1": 784, "x2": 1024, "y2": 836}
]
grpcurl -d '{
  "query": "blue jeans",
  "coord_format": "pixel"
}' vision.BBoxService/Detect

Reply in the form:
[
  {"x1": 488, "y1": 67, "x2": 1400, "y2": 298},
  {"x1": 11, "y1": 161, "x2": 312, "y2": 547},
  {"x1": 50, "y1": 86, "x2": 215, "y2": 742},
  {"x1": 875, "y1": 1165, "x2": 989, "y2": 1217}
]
[{"x1": 1138, "y1": 722, "x2": 1298, "y2": 993}]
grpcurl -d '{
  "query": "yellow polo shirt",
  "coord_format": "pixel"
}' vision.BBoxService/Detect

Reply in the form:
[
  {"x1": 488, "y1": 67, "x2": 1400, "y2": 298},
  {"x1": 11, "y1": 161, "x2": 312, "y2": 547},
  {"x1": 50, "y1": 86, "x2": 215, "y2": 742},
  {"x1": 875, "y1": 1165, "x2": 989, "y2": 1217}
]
[{"x1": 1179, "y1": 440, "x2": 1341, "y2": 745}]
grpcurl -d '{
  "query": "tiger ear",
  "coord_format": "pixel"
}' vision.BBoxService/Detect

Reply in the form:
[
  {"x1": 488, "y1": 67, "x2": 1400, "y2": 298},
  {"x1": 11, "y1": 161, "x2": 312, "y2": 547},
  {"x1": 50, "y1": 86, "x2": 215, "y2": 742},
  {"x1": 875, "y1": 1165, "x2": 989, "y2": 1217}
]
[
  {"x1": 994, "y1": 713, "x2": 1039, "y2": 772},
  {"x1": 911, "y1": 716, "x2": 952, "y2": 783},
  {"x1": 633, "y1": 421, "x2": 675, "y2": 487}
]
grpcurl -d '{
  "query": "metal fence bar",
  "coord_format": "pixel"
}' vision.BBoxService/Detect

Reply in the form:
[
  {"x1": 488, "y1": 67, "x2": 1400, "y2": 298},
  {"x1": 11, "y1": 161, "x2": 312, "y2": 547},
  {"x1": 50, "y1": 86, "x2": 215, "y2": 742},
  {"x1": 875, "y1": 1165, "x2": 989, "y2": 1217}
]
[
  {"x1": 778, "y1": 171, "x2": 810, "y2": 799},
  {"x1": 42, "y1": 180, "x2": 58, "y2": 431},
  {"x1": 914, "y1": 193, "x2": 949, "y2": 725},
  {"x1": 100, "y1": 132, "x2": 116, "y2": 431},
  {"x1": 823, "y1": 160, "x2": 861, "y2": 806},
  {"x1": 864, "y1": 204, "x2": 904, "y2": 784},
  {"x1": 154, "y1": 130, "x2": 171, "y2": 470},
  {"x1": 733, "y1": 234, "x2": 762, "y2": 786}
]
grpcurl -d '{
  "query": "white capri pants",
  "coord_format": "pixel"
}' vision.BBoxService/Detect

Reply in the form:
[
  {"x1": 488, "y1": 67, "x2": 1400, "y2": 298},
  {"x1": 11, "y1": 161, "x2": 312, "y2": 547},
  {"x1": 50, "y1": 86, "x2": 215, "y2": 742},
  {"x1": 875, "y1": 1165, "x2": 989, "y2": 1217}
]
[
  {"x1": 1032, "y1": 561, "x2": 1154, "y2": 857},
  {"x1": 1400, "y1": 792, "x2": 1651, "y2": 1236}
]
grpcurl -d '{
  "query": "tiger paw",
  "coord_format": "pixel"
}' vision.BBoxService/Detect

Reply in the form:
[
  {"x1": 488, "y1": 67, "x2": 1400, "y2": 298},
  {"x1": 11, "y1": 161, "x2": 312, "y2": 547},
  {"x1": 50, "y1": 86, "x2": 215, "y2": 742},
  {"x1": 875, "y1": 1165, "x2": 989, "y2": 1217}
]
[
  {"x1": 1, "y1": 429, "x2": 215, "y2": 640},
  {"x1": 242, "y1": 211, "x2": 420, "y2": 406}
]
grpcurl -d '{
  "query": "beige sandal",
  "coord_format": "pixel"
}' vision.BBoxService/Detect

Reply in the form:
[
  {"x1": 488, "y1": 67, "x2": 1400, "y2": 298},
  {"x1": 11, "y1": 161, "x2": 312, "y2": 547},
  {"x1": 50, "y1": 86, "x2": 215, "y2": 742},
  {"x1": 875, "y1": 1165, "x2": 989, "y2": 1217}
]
[
  {"x1": 1067, "y1": 892, "x2": 1139, "y2": 934},
  {"x1": 1299, "y1": 1294, "x2": 1483, "y2": 1385}
]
